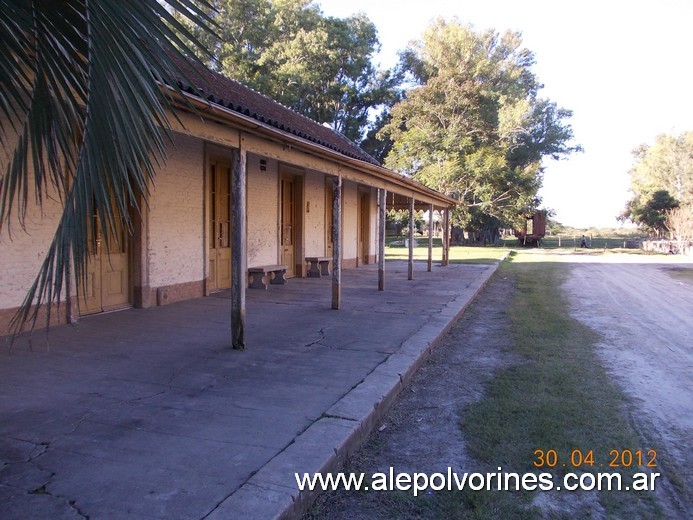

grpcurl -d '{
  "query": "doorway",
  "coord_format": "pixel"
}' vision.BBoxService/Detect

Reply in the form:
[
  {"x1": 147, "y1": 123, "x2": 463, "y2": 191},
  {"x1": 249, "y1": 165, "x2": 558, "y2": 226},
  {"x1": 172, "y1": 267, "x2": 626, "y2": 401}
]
[
  {"x1": 279, "y1": 166, "x2": 304, "y2": 277},
  {"x1": 280, "y1": 173, "x2": 297, "y2": 277},
  {"x1": 208, "y1": 159, "x2": 232, "y2": 291},
  {"x1": 79, "y1": 203, "x2": 131, "y2": 315}
]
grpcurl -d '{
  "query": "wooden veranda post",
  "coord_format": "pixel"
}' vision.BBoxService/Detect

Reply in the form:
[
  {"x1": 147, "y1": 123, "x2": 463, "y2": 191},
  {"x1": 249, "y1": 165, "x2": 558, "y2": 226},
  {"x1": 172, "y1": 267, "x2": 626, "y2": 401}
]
[
  {"x1": 378, "y1": 188, "x2": 386, "y2": 291},
  {"x1": 231, "y1": 148, "x2": 247, "y2": 349},
  {"x1": 408, "y1": 196, "x2": 415, "y2": 280},
  {"x1": 332, "y1": 176, "x2": 342, "y2": 309},
  {"x1": 427, "y1": 204, "x2": 433, "y2": 272}
]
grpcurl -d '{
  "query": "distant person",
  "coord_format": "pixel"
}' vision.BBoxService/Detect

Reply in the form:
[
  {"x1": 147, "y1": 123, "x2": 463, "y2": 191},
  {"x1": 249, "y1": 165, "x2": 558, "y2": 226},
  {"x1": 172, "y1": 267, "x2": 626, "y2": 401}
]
[{"x1": 580, "y1": 235, "x2": 588, "y2": 248}]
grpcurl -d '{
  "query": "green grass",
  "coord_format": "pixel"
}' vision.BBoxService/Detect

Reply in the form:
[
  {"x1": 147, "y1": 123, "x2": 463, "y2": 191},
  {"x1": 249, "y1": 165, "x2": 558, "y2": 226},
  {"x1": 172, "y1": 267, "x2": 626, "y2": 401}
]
[
  {"x1": 459, "y1": 252, "x2": 662, "y2": 518},
  {"x1": 385, "y1": 238, "x2": 508, "y2": 265}
]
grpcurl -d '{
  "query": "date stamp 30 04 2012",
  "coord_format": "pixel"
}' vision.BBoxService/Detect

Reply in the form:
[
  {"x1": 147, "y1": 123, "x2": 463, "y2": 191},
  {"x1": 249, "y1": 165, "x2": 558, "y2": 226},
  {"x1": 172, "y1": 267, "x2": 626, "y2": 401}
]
[{"x1": 533, "y1": 449, "x2": 658, "y2": 469}]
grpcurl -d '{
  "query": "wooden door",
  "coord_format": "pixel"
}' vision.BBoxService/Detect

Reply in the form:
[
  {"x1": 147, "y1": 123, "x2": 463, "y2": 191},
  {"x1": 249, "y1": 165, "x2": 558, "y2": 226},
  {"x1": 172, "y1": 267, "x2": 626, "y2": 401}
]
[
  {"x1": 358, "y1": 190, "x2": 370, "y2": 265},
  {"x1": 209, "y1": 160, "x2": 232, "y2": 291},
  {"x1": 80, "y1": 205, "x2": 130, "y2": 315},
  {"x1": 280, "y1": 174, "x2": 296, "y2": 276}
]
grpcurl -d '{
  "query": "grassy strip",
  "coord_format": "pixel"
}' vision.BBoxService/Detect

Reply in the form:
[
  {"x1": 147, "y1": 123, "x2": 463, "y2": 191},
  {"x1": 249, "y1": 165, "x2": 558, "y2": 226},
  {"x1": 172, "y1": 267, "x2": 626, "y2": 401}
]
[
  {"x1": 385, "y1": 244, "x2": 508, "y2": 264},
  {"x1": 459, "y1": 253, "x2": 661, "y2": 518}
]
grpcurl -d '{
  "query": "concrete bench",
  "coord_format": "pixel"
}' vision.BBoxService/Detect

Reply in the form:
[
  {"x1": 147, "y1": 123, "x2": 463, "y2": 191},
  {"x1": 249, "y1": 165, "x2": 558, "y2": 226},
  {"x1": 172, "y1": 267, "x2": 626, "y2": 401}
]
[
  {"x1": 248, "y1": 265, "x2": 288, "y2": 289},
  {"x1": 306, "y1": 256, "x2": 331, "y2": 278}
]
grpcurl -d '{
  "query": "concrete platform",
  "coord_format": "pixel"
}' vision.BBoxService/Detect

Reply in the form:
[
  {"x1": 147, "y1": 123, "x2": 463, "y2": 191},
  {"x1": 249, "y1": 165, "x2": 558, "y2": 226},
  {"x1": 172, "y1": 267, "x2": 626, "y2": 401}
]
[{"x1": 0, "y1": 261, "x2": 497, "y2": 519}]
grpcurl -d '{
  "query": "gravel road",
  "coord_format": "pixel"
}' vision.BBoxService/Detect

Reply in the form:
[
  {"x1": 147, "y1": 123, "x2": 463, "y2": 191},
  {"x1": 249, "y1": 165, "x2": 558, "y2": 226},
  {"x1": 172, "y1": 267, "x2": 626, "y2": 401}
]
[{"x1": 562, "y1": 253, "x2": 693, "y2": 515}]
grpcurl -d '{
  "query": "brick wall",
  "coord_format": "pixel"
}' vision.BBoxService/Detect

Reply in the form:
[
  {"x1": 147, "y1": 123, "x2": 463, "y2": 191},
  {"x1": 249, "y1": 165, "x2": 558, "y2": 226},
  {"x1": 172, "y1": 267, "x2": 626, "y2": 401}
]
[
  {"x1": 0, "y1": 171, "x2": 65, "y2": 312},
  {"x1": 342, "y1": 181, "x2": 357, "y2": 262},
  {"x1": 303, "y1": 170, "x2": 326, "y2": 256},
  {"x1": 370, "y1": 188, "x2": 378, "y2": 262},
  {"x1": 247, "y1": 153, "x2": 279, "y2": 267},
  {"x1": 147, "y1": 133, "x2": 204, "y2": 288}
]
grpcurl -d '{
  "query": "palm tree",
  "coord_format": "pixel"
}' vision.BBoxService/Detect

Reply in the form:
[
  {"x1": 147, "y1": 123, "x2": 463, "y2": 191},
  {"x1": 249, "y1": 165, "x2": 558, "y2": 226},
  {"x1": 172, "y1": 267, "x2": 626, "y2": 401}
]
[{"x1": 0, "y1": 0, "x2": 214, "y2": 334}]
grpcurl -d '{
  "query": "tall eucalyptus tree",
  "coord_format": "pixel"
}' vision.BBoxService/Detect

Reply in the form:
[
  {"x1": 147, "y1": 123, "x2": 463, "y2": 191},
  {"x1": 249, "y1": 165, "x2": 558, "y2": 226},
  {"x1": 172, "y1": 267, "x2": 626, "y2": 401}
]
[{"x1": 382, "y1": 20, "x2": 580, "y2": 240}]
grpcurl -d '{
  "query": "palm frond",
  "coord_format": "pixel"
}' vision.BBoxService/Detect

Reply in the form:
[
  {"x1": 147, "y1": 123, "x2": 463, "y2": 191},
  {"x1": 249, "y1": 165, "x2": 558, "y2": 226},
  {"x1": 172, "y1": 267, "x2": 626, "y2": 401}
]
[{"x1": 0, "y1": 0, "x2": 216, "y2": 335}]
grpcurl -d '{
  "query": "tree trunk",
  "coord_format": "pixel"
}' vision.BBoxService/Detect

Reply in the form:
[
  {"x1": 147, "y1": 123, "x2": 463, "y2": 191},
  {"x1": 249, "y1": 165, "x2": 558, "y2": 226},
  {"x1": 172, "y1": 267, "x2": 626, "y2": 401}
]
[{"x1": 450, "y1": 225, "x2": 466, "y2": 245}]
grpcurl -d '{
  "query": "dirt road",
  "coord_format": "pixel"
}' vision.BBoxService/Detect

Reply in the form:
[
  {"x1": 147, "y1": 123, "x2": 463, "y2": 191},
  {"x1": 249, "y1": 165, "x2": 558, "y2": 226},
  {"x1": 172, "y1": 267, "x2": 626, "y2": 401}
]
[
  {"x1": 306, "y1": 252, "x2": 692, "y2": 519},
  {"x1": 562, "y1": 253, "x2": 693, "y2": 514}
]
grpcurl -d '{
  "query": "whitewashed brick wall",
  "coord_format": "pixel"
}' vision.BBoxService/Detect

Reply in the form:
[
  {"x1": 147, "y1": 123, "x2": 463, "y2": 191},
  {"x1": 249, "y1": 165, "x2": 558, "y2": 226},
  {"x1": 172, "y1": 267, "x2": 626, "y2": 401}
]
[
  {"x1": 0, "y1": 185, "x2": 64, "y2": 310},
  {"x1": 147, "y1": 133, "x2": 204, "y2": 288},
  {"x1": 1, "y1": 123, "x2": 66, "y2": 310},
  {"x1": 342, "y1": 181, "x2": 357, "y2": 261},
  {"x1": 370, "y1": 188, "x2": 378, "y2": 259},
  {"x1": 247, "y1": 154, "x2": 279, "y2": 266},
  {"x1": 304, "y1": 170, "x2": 325, "y2": 256}
]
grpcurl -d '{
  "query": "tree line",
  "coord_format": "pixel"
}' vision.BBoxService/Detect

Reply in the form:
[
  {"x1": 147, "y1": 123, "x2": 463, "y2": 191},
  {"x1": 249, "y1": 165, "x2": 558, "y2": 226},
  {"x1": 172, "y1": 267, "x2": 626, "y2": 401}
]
[{"x1": 620, "y1": 132, "x2": 693, "y2": 247}]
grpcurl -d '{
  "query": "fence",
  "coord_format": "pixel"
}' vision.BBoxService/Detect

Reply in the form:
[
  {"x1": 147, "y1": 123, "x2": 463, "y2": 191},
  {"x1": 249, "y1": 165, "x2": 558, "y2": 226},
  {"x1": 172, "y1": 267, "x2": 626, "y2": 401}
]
[
  {"x1": 641, "y1": 240, "x2": 693, "y2": 256},
  {"x1": 538, "y1": 236, "x2": 642, "y2": 250}
]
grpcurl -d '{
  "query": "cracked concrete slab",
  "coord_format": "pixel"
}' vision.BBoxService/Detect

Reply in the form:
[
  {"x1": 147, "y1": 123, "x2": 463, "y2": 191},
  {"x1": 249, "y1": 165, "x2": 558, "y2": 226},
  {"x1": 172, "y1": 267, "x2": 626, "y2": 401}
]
[
  {"x1": 204, "y1": 482, "x2": 294, "y2": 520},
  {"x1": 1, "y1": 492, "x2": 84, "y2": 520},
  {"x1": 1, "y1": 262, "x2": 497, "y2": 519}
]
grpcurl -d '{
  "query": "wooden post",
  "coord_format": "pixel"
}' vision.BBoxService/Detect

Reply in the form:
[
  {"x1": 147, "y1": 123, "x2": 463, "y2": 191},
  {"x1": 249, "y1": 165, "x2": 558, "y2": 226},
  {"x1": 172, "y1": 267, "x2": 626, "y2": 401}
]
[
  {"x1": 378, "y1": 188, "x2": 386, "y2": 291},
  {"x1": 446, "y1": 209, "x2": 451, "y2": 265},
  {"x1": 408, "y1": 195, "x2": 415, "y2": 280},
  {"x1": 441, "y1": 208, "x2": 447, "y2": 266},
  {"x1": 332, "y1": 176, "x2": 342, "y2": 309},
  {"x1": 442, "y1": 208, "x2": 450, "y2": 266},
  {"x1": 427, "y1": 204, "x2": 433, "y2": 272},
  {"x1": 231, "y1": 148, "x2": 247, "y2": 350}
]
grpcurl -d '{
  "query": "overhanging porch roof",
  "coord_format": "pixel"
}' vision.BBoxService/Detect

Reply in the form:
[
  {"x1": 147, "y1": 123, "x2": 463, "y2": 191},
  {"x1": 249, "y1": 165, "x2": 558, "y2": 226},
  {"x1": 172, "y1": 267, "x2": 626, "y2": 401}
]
[{"x1": 163, "y1": 56, "x2": 456, "y2": 210}]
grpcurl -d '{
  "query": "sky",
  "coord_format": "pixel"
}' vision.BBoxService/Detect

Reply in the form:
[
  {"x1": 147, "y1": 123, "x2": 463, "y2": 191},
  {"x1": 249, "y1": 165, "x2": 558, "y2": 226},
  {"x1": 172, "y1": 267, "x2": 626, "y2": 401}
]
[{"x1": 317, "y1": 0, "x2": 693, "y2": 228}]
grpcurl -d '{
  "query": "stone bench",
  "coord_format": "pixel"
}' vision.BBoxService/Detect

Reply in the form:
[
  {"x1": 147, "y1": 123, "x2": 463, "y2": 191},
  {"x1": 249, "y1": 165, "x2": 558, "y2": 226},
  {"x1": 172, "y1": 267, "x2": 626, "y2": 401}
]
[
  {"x1": 248, "y1": 265, "x2": 288, "y2": 289},
  {"x1": 305, "y1": 256, "x2": 331, "y2": 278}
]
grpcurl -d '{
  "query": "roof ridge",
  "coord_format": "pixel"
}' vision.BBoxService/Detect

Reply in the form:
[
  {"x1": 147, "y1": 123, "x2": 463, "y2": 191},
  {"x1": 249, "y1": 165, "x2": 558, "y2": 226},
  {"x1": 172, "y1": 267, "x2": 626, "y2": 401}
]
[
  {"x1": 204, "y1": 64, "x2": 303, "y2": 118},
  {"x1": 171, "y1": 55, "x2": 380, "y2": 166},
  {"x1": 319, "y1": 122, "x2": 381, "y2": 164},
  {"x1": 214, "y1": 69, "x2": 378, "y2": 161}
]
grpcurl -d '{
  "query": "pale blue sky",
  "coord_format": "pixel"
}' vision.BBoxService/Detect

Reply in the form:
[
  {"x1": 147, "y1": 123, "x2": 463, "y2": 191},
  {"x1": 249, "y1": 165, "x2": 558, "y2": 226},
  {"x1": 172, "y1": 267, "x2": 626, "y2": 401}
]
[{"x1": 318, "y1": 0, "x2": 693, "y2": 228}]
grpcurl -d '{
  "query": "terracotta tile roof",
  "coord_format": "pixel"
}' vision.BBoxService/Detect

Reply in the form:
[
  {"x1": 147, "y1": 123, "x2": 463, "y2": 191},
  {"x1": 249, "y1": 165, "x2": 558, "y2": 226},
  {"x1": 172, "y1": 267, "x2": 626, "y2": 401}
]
[{"x1": 170, "y1": 56, "x2": 380, "y2": 165}]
